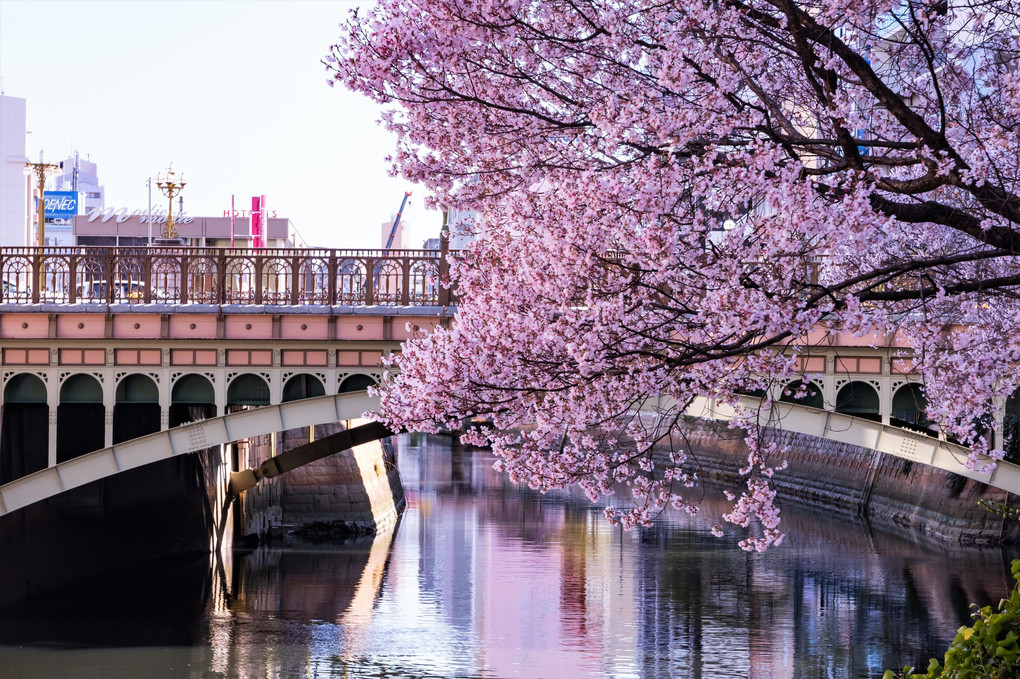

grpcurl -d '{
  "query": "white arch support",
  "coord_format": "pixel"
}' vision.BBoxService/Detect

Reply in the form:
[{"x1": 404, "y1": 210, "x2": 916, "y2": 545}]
[
  {"x1": 685, "y1": 395, "x2": 1020, "y2": 497},
  {"x1": 0, "y1": 392, "x2": 380, "y2": 517}
]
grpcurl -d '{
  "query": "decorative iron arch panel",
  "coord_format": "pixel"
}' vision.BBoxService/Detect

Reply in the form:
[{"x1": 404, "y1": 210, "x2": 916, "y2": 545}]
[
  {"x1": 1, "y1": 256, "x2": 32, "y2": 302},
  {"x1": 40, "y1": 255, "x2": 71, "y2": 302},
  {"x1": 225, "y1": 257, "x2": 256, "y2": 304},
  {"x1": 373, "y1": 259, "x2": 403, "y2": 305},
  {"x1": 187, "y1": 257, "x2": 219, "y2": 304},
  {"x1": 336, "y1": 259, "x2": 367, "y2": 304},
  {"x1": 299, "y1": 257, "x2": 330, "y2": 304},
  {"x1": 261, "y1": 257, "x2": 292, "y2": 304},
  {"x1": 410, "y1": 258, "x2": 440, "y2": 305}
]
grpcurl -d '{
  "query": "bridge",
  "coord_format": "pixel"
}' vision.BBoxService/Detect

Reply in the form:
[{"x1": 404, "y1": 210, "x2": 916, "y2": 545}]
[
  {"x1": 0, "y1": 246, "x2": 1016, "y2": 514},
  {"x1": 0, "y1": 392, "x2": 381, "y2": 517},
  {"x1": 3, "y1": 386, "x2": 1018, "y2": 520},
  {"x1": 0, "y1": 246, "x2": 454, "y2": 486},
  {"x1": 684, "y1": 395, "x2": 1020, "y2": 496}
]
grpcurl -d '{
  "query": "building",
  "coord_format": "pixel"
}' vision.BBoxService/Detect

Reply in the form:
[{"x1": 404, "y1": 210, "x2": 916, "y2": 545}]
[
  {"x1": 0, "y1": 94, "x2": 29, "y2": 247},
  {"x1": 380, "y1": 215, "x2": 407, "y2": 249},
  {"x1": 51, "y1": 153, "x2": 105, "y2": 213},
  {"x1": 73, "y1": 207, "x2": 304, "y2": 249}
]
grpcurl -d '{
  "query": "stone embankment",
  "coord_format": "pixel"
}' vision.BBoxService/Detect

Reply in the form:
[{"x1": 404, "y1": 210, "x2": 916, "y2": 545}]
[
  {"x1": 238, "y1": 422, "x2": 405, "y2": 544},
  {"x1": 675, "y1": 420, "x2": 1020, "y2": 546}
]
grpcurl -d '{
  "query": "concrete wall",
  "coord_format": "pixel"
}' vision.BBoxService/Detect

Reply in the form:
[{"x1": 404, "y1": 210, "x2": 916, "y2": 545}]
[
  {"x1": 237, "y1": 422, "x2": 404, "y2": 544},
  {"x1": 678, "y1": 420, "x2": 1020, "y2": 546},
  {"x1": 0, "y1": 445, "x2": 233, "y2": 607}
]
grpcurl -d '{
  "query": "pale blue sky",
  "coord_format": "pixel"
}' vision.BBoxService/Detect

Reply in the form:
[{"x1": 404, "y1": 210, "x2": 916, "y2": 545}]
[{"x1": 0, "y1": 0, "x2": 435, "y2": 249}]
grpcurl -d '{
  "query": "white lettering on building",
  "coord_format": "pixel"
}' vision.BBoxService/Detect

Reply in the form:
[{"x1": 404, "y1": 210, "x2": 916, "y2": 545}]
[{"x1": 87, "y1": 207, "x2": 195, "y2": 225}]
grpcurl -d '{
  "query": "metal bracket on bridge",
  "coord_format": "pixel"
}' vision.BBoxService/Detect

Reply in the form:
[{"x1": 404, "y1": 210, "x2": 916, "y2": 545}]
[{"x1": 228, "y1": 421, "x2": 393, "y2": 496}]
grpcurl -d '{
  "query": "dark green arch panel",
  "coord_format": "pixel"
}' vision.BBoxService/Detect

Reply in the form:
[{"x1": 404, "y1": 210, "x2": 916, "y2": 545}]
[
  {"x1": 283, "y1": 374, "x2": 326, "y2": 402},
  {"x1": 1007, "y1": 388, "x2": 1020, "y2": 416},
  {"x1": 892, "y1": 383, "x2": 926, "y2": 413},
  {"x1": 835, "y1": 381, "x2": 880, "y2": 417},
  {"x1": 1005, "y1": 388, "x2": 1020, "y2": 463},
  {"x1": 779, "y1": 380, "x2": 823, "y2": 409},
  {"x1": 59, "y1": 374, "x2": 103, "y2": 403},
  {"x1": 116, "y1": 374, "x2": 159, "y2": 403},
  {"x1": 227, "y1": 374, "x2": 271, "y2": 406},
  {"x1": 172, "y1": 374, "x2": 215, "y2": 404},
  {"x1": 891, "y1": 383, "x2": 930, "y2": 429},
  {"x1": 4, "y1": 374, "x2": 47, "y2": 403},
  {"x1": 339, "y1": 374, "x2": 376, "y2": 393}
]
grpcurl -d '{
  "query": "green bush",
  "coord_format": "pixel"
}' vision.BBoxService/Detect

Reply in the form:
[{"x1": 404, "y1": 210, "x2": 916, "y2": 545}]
[{"x1": 885, "y1": 560, "x2": 1020, "y2": 678}]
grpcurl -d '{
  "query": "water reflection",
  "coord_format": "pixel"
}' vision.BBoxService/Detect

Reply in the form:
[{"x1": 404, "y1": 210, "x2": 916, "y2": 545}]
[{"x1": 0, "y1": 434, "x2": 1016, "y2": 679}]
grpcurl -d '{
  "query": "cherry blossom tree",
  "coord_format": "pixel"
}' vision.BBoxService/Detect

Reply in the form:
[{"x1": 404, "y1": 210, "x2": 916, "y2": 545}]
[{"x1": 327, "y1": 0, "x2": 1020, "y2": 550}]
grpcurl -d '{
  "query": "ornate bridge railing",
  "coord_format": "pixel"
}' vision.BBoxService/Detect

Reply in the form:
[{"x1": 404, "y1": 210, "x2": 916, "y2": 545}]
[{"x1": 0, "y1": 247, "x2": 454, "y2": 307}]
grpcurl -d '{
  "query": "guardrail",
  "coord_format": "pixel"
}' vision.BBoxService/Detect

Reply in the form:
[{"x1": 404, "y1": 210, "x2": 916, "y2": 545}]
[{"x1": 0, "y1": 246, "x2": 454, "y2": 307}]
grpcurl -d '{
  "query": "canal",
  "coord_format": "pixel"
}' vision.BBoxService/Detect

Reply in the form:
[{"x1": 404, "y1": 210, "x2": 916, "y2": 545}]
[{"x1": 0, "y1": 434, "x2": 1017, "y2": 678}]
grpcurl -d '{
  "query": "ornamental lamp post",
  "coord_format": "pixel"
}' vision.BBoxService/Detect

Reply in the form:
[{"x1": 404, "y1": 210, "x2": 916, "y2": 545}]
[
  {"x1": 24, "y1": 156, "x2": 60, "y2": 296},
  {"x1": 155, "y1": 165, "x2": 186, "y2": 242},
  {"x1": 24, "y1": 156, "x2": 60, "y2": 248}
]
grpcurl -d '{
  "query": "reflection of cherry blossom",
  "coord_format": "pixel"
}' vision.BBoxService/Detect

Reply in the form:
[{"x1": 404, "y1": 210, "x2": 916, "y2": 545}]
[{"x1": 331, "y1": 1, "x2": 1020, "y2": 550}]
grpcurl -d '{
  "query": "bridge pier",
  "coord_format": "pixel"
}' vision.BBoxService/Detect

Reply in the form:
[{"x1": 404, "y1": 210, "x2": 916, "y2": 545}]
[
  {"x1": 233, "y1": 421, "x2": 404, "y2": 544},
  {"x1": 0, "y1": 444, "x2": 234, "y2": 607},
  {"x1": 46, "y1": 404, "x2": 57, "y2": 469},
  {"x1": 0, "y1": 393, "x2": 404, "y2": 604}
]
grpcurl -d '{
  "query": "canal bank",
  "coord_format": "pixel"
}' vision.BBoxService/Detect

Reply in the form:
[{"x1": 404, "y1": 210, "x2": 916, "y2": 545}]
[{"x1": 675, "y1": 419, "x2": 1020, "y2": 546}]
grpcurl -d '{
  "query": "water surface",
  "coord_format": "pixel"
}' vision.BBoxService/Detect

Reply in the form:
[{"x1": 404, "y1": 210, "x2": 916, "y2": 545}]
[{"x1": 0, "y1": 434, "x2": 1016, "y2": 678}]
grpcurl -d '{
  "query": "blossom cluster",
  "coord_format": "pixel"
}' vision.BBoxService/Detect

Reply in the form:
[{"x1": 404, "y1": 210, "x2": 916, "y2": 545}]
[{"x1": 332, "y1": 0, "x2": 1020, "y2": 550}]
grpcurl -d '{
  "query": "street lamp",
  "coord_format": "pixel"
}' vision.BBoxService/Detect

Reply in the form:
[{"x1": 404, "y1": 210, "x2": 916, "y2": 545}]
[
  {"x1": 24, "y1": 157, "x2": 60, "y2": 247},
  {"x1": 155, "y1": 165, "x2": 186, "y2": 241}
]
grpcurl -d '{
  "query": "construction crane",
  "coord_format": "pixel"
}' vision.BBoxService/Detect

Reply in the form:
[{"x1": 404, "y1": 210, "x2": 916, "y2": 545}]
[{"x1": 385, "y1": 192, "x2": 412, "y2": 249}]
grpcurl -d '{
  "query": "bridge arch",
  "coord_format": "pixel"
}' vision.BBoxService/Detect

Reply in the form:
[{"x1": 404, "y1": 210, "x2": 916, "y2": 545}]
[
  {"x1": 57, "y1": 374, "x2": 105, "y2": 463},
  {"x1": 114, "y1": 374, "x2": 161, "y2": 444},
  {"x1": 0, "y1": 374, "x2": 48, "y2": 483},
  {"x1": 339, "y1": 374, "x2": 377, "y2": 393},
  {"x1": 892, "y1": 383, "x2": 929, "y2": 430},
  {"x1": 283, "y1": 374, "x2": 325, "y2": 402},
  {"x1": 779, "y1": 379, "x2": 823, "y2": 409},
  {"x1": 171, "y1": 374, "x2": 216, "y2": 427},
  {"x1": 835, "y1": 381, "x2": 881, "y2": 422},
  {"x1": 227, "y1": 373, "x2": 271, "y2": 408}
]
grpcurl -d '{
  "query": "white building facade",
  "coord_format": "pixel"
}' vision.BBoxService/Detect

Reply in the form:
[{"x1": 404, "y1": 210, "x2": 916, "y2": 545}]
[{"x1": 0, "y1": 95, "x2": 30, "y2": 247}]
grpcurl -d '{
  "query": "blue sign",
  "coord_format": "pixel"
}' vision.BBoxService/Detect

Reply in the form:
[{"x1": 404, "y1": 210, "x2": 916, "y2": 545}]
[{"x1": 40, "y1": 191, "x2": 81, "y2": 219}]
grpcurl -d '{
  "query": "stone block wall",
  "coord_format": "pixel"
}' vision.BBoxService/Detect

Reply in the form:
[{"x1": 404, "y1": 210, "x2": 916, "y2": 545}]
[
  {"x1": 236, "y1": 422, "x2": 404, "y2": 544},
  {"x1": 675, "y1": 420, "x2": 1020, "y2": 546}
]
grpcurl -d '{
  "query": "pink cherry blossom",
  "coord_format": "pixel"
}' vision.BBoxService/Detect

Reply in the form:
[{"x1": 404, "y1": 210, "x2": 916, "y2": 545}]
[{"x1": 331, "y1": 0, "x2": 1020, "y2": 550}]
